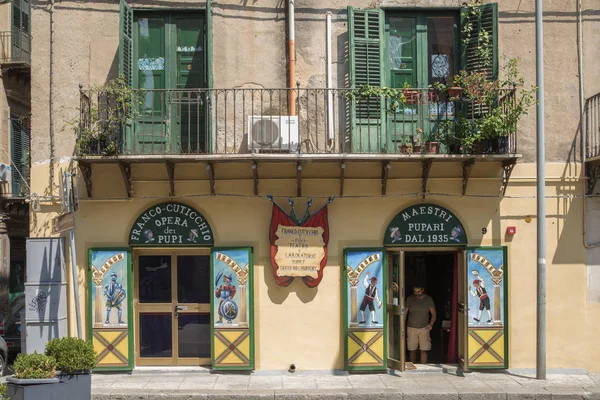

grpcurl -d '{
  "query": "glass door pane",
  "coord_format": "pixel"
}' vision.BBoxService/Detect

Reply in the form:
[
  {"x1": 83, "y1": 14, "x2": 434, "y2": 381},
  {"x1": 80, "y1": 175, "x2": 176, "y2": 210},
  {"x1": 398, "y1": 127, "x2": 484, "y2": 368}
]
[
  {"x1": 139, "y1": 255, "x2": 172, "y2": 303},
  {"x1": 140, "y1": 313, "x2": 172, "y2": 358},
  {"x1": 177, "y1": 255, "x2": 210, "y2": 303},
  {"x1": 177, "y1": 313, "x2": 210, "y2": 358}
]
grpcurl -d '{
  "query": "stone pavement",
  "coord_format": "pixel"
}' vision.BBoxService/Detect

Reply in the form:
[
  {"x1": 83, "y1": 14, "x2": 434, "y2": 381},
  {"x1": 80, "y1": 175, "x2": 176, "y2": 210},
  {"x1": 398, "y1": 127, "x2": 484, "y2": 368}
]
[{"x1": 91, "y1": 368, "x2": 600, "y2": 400}]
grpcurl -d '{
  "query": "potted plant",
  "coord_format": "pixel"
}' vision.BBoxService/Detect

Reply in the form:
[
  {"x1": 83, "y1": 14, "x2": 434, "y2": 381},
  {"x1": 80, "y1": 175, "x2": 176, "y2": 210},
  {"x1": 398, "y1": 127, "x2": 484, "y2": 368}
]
[
  {"x1": 413, "y1": 128, "x2": 424, "y2": 153},
  {"x1": 45, "y1": 337, "x2": 97, "y2": 400},
  {"x1": 6, "y1": 352, "x2": 62, "y2": 400},
  {"x1": 426, "y1": 128, "x2": 441, "y2": 154}
]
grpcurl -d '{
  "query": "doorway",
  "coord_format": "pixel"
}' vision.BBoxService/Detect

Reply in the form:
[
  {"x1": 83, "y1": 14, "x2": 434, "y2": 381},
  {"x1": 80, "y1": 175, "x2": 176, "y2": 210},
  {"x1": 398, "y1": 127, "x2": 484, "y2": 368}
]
[
  {"x1": 387, "y1": 250, "x2": 459, "y2": 370},
  {"x1": 405, "y1": 251, "x2": 455, "y2": 365},
  {"x1": 134, "y1": 249, "x2": 211, "y2": 366}
]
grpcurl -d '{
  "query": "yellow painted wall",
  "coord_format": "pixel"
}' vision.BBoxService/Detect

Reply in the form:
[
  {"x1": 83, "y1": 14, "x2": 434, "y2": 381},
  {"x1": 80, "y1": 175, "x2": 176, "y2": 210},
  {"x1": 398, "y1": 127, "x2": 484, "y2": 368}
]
[{"x1": 27, "y1": 160, "x2": 600, "y2": 372}]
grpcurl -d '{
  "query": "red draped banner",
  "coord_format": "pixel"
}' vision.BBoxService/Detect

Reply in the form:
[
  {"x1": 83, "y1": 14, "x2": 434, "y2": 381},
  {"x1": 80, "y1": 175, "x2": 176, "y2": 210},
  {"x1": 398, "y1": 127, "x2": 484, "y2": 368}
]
[{"x1": 269, "y1": 203, "x2": 330, "y2": 288}]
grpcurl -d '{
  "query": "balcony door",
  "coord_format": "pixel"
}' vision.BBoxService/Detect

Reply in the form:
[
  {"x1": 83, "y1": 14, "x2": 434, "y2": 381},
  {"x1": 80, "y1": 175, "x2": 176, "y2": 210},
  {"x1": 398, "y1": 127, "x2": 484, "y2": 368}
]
[
  {"x1": 385, "y1": 13, "x2": 458, "y2": 150},
  {"x1": 134, "y1": 250, "x2": 211, "y2": 366},
  {"x1": 120, "y1": 5, "x2": 206, "y2": 154}
]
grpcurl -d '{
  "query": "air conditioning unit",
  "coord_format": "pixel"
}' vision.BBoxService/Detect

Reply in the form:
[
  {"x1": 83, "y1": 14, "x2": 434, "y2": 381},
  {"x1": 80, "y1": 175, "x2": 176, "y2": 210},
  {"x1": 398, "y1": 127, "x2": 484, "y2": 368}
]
[
  {"x1": 247, "y1": 116, "x2": 299, "y2": 153},
  {"x1": 0, "y1": 163, "x2": 12, "y2": 197}
]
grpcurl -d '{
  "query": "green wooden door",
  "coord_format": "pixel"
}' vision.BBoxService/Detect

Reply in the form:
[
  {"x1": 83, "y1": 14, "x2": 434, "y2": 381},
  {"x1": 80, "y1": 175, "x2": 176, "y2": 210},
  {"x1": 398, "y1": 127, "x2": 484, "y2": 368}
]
[
  {"x1": 135, "y1": 15, "x2": 169, "y2": 154},
  {"x1": 120, "y1": 7, "x2": 207, "y2": 155},
  {"x1": 387, "y1": 16, "x2": 420, "y2": 149},
  {"x1": 174, "y1": 15, "x2": 207, "y2": 153}
]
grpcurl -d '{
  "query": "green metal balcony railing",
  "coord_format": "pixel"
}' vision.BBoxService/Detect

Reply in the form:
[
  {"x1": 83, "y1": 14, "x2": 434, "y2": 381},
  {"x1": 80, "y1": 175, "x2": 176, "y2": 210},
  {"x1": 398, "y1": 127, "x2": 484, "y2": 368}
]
[
  {"x1": 77, "y1": 87, "x2": 518, "y2": 157},
  {"x1": 0, "y1": 30, "x2": 31, "y2": 65}
]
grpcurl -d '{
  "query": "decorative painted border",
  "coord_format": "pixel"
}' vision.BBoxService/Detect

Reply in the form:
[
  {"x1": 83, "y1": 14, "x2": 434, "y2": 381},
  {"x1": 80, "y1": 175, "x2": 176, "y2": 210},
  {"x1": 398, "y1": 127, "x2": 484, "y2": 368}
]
[
  {"x1": 210, "y1": 247, "x2": 254, "y2": 371},
  {"x1": 466, "y1": 246, "x2": 508, "y2": 369},
  {"x1": 343, "y1": 248, "x2": 387, "y2": 371},
  {"x1": 87, "y1": 247, "x2": 134, "y2": 372}
]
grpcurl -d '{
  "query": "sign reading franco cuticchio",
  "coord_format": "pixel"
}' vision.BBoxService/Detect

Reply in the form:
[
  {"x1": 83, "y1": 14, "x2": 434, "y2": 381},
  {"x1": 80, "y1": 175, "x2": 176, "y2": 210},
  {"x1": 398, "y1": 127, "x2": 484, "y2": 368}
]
[
  {"x1": 384, "y1": 203, "x2": 467, "y2": 246},
  {"x1": 129, "y1": 202, "x2": 214, "y2": 246}
]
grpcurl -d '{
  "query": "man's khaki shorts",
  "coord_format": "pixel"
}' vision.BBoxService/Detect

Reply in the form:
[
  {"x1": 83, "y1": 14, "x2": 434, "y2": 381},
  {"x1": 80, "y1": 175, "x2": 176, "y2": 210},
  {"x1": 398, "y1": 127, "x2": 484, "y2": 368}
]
[{"x1": 407, "y1": 326, "x2": 431, "y2": 351}]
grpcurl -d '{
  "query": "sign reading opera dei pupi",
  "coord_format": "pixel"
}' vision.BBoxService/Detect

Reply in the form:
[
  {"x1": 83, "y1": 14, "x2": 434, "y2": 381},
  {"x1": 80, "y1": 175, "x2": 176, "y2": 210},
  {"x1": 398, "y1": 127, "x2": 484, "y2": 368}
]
[
  {"x1": 384, "y1": 203, "x2": 467, "y2": 246},
  {"x1": 129, "y1": 202, "x2": 214, "y2": 246}
]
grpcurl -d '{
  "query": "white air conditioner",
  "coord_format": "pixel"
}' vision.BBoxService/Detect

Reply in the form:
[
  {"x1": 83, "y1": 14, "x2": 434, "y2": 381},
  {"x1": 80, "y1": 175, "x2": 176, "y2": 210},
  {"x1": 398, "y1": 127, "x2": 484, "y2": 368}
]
[
  {"x1": 0, "y1": 163, "x2": 12, "y2": 197},
  {"x1": 247, "y1": 116, "x2": 299, "y2": 153}
]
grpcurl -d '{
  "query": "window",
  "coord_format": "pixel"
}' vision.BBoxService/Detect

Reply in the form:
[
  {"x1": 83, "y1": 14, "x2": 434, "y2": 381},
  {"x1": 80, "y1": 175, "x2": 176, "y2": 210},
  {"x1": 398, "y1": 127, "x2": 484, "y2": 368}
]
[
  {"x1": 10, "y1": 114, "x2": 30, "y2": 198},
  {"x1": 119, "y1": 0, "x2": 211, "y2": 154},
  {"x1": 348, "y1": 4, "x2": 498, "y2": 152},
  {"x1": 11, "y1": 0, "x2": 31, "y2": 63}
]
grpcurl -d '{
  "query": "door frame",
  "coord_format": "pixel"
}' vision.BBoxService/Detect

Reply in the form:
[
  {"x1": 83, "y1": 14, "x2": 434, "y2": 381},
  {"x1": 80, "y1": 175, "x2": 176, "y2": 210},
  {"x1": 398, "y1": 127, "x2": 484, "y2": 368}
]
[
  {"x1": 384, "y1": 246, "x2": 464, "y2": 369},
  {"x1": 385, "y1": 249, "x2": 405, "y2": 371},
  {"x1": 133, "y1": 247, "x2": 211, "y2": 367}
]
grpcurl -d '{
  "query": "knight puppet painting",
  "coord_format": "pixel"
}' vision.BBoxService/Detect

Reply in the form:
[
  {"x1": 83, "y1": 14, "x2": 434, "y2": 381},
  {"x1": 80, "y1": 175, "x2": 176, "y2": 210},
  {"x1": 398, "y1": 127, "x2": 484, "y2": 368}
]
[{"x1": 90, "y1": 250, "x2": 129, "y2": 328}]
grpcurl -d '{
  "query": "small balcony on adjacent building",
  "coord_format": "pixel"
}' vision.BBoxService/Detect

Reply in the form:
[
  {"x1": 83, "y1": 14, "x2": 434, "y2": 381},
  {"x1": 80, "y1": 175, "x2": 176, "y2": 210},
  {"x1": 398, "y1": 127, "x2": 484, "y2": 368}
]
[
  {"x1": 75, "y1": 86, "x2": 521, "y2": 199},
  {"x1": 0, "y1": 30, "x2": 30, "y2": 66},
  {"x1": 585, "y1": 92, "x2": 600, "y2": 195}
]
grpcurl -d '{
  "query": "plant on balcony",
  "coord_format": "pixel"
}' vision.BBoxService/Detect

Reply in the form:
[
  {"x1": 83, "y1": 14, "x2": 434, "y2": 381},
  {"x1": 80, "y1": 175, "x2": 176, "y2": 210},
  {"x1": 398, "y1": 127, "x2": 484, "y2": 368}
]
[
  {"x1": 76, "y1": 76, "x2": 136, "y2": 156},
  {"x1": 348, "y1": 84, "x2": 407, "y2": 114}
]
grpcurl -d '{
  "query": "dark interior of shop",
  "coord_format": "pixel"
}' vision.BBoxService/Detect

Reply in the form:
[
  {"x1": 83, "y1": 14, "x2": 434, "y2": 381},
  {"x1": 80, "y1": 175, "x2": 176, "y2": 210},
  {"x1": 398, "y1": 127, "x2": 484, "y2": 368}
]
[{"x1": 405, "y1": 251, "x2": 456, "y2": 365}]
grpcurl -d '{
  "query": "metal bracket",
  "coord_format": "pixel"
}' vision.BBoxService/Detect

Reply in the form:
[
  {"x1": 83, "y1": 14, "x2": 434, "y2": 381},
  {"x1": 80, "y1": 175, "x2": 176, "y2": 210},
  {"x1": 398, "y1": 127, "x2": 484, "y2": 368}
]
[
  {"x1": 78, "y1": 161, "x2": 92, "y2": 198},
  {"x1": 118, "y1": 161, "x2": 132, "y2": 198},
  {"x1": 297, "y1": 162, "x2": 302, "y2": 197},
  {"x1": 587, "y1": 163, "x2": 600, "y2": 195},
  {"x1": 501, "y1": 159, "x2": 517, "y2": 197},
  {"x1": 421, "y1": 159, "x2": 433, "y2": 199},
  {"x1": 462, "y1": 159, "x2": 475, "y2": 196},
  {"x1": 166, "y1": 161, "x2": 175, "y2": 197},
  {"x1": 340, "y1": 162, "x2": 345, "y2": 197},
  {"x1": 252, "y1": 162, "x2": 259, "y2": 196},
  {"x1": 206, "y1": 162, "x2": 215, "y2": 196},
  {"x1": 381, "y1": 162, "x2": 391, "y2": 196}
]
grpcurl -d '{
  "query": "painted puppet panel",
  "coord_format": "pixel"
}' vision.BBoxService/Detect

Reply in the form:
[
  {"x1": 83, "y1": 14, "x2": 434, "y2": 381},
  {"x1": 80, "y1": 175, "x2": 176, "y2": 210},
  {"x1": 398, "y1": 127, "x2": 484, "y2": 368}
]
[{"x1": 213, "y1": 250, "x2": 250, "y2": 328}]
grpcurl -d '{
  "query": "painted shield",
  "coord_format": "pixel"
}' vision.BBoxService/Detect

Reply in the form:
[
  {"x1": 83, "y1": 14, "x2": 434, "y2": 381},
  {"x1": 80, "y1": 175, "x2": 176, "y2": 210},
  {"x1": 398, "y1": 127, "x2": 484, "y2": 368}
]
[{"x1": 219, "y1": 299, "x2": 238, "y2": 322}]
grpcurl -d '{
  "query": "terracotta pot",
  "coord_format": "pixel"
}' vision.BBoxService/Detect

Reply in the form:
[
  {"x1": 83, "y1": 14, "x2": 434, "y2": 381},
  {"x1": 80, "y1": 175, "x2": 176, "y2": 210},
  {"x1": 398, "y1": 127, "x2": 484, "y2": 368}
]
[
  {"x1": 413, "y1": 145, "x2": 423, "y2": 154},
  {"x1": 448, "y1": 87, "x2": 463, "y2": 98},
  {"x1": 426, "y1": 141, "x2": 439, "y2": 154},
  {"x1": 473, "y1": 141, "x2": 485, "y2": 154},
  {"x1": 404, "y1": 90, "x2": 420, "y2": 105},
  {"x1": 400, "y1": 145, "x2": 412, "y2": 154}
]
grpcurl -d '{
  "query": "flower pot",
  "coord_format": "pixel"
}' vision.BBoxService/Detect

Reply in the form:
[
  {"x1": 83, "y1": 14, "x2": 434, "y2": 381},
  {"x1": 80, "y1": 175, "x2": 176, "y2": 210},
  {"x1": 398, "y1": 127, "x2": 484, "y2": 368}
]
[
  {"x1": 489, "y1": 136, "x2": 509, "y2": 154},
  {"x1": 473, "y1": 141, "x2": 485, "y2": 154},
  {"x1": 58, "y1": 372, "x2": 92, "y2": 400},
  {"x1": 404, "y1": 90, "x2": 420, "y2": 105},
  {"x1": 6, "y1": 377, "x2": 65, "y2": 400},
  {"x1": 426, "y1": 141, "x2": 440, "y2": 154},
  {"x1": 400, "y1": 145, "x2": 412, "y2": 154},
  {"x1": 428, "y1": 91, "x2": 440, "y2": 103},
  {"x1": 413, "y1": 144, "x2": 423, "y2": 154},
  {"x1": 448, "y1": 87, "x2": 463, "y2": 99}
]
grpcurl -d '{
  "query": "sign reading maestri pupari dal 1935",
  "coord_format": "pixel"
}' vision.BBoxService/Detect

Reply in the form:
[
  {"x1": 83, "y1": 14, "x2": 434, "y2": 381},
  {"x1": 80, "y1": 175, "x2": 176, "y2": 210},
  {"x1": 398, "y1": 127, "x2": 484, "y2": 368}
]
[
  {"x1": 269, "y1": 197, "x2": 333, "y2": 288},
  {"x1": 384, "y1": 203, "x2": 467, "y2": 246},
  {"x1": 129, "y1": 202, "x2": 214, "y2": 246}
]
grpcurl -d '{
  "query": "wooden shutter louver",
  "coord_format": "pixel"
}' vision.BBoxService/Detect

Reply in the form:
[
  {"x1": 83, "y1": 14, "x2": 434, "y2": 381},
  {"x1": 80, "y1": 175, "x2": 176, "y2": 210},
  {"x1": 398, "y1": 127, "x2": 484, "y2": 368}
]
[
  {"x1": 11, "y1": 117, "x2": 30, "y2": 197},
  {"x1": 460, "y1": 3, "x2": 498, "y2": 117},
  {"x1": 349, "y1": 8, "x2": 383, "y2": 119},
  {"x1": 119, "y1": 0, "x2": 134, "y2": 87}
]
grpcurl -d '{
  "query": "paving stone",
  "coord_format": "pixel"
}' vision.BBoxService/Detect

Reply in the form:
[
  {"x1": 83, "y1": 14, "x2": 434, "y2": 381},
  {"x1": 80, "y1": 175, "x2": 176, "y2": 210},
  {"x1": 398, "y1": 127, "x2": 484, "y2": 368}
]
[
  {"x1": 402, "y1": 387, "x2": 459, "y2": 400},
  {"x1": 207, "y1": 390, "x2": 275, "y2": 400},
  {"x1": 505, "y1": 387, "x2": 551, "y2": 400},
  {"x1": 347, "y1": 388, "x2": 403, "y2": 400},
  {"x1": 147, "y1": 392, "x2": 208, "y2": 400},
  {"x1": 273, "y1": 389, "x2": 347, "y2": 400},
  {"x1": 91, "y1": 392, "x2": 112, "y2": 400},
  {"x1": 110, "y1": 390, "x2": 149, "y2": 400},
  {"x1": 457, "y1": 388, "x2": 507, "y2": 400}
]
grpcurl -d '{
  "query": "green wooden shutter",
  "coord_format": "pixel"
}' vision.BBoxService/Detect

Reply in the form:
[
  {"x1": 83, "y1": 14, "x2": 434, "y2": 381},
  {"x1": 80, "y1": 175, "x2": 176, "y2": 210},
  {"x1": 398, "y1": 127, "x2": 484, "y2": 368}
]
[
  {"x1": 119, "y1": 0, "x2": 134, "y2": 86},
  {"x1": 460, "y1": 2, "x2": 498, "y2": 80},
  {"x1": 348, "y1": 7, "x2": 385, "y2": 153},
  {"x1": 10, "y1": 116, "x2": 30, "y2": 197}
]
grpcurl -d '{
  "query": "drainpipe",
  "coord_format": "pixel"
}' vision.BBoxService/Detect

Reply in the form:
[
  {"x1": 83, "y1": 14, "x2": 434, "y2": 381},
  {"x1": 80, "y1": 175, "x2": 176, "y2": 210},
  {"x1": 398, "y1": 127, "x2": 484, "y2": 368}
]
[
  {"x1": 579, "y1": 0, "x2": 599, "y2": 248},
  {"x1": 288, "y1": 0, "x2": 296, "y2": 116},
  {"x1": 326, "y1": 12, "x2": 334, "y2": 144},
  {"x1": 49, "y1": 0, "x2": 55, "y2": 192}
]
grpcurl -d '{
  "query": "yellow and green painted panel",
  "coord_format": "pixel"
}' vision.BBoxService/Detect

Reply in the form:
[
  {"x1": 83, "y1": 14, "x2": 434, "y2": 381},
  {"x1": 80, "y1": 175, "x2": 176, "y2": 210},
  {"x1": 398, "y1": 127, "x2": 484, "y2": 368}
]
[
  {"x1": 88, "y1": 248, "x2": 133, "y2": 371},
  {"x1": 211, "y1": 248, "x2": 254, "y2": 370},
  {"x1": 343, "y1": 248, "x2": 387, "y2": 371}
]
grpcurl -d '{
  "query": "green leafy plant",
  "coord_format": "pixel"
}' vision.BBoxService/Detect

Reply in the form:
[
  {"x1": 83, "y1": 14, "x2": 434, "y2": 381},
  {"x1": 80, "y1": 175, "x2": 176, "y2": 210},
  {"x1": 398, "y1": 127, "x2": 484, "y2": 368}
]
[
  {"x1": 45, "y1": 337, "x2": 97, "y2": 374},
  {"x1": 0, "y1": 382, "x2": 7, "y2": 399},
  {"x1": 76, "y1": 76, "x2": 137, "y2": 156},
  {"x1": 461, "y1": 0, "x2": 491, "y2": 68},
  {"x1": 13, "y1": 352, "x2": 57, "y2": 380}
]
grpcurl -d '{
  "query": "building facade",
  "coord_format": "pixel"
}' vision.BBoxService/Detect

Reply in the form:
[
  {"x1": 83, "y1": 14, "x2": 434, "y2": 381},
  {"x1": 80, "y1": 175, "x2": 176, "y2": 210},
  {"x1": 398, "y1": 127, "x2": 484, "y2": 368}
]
[{"x1": 23, "y1": 0, "x2": 600, "y2": 373}]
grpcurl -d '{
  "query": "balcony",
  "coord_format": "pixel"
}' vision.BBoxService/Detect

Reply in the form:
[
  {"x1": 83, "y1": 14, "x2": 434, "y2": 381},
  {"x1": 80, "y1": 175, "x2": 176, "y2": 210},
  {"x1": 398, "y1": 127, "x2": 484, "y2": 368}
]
[
  {"x1": 585, "y1": 92, "x2": 600, "y2": 194},
  {"x1": 77, "y1": 86, "x2": 518, "y2": 159},
  {"x1": 0, "y1": 31, "x2": 31, "y2": 66},
  {"x1": 76, "y1": 86, "x2": 520, "y2": 198}
]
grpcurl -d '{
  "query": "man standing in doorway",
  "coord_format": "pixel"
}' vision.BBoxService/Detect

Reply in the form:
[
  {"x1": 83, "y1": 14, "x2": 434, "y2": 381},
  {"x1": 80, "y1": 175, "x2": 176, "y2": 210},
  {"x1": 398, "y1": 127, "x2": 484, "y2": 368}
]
[{"x1": 405, "y1": 284, "x2": 436, "y2": 364}]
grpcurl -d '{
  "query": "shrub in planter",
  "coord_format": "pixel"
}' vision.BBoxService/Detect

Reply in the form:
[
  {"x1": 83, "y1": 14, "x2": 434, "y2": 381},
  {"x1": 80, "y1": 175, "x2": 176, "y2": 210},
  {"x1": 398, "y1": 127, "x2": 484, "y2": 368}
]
[
  {"x1": 45, "y1": 337, "x2": 97, "y2": 400},
  {"x1": 6, "y1": 352, "x2": 62, "y2": 400}
]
